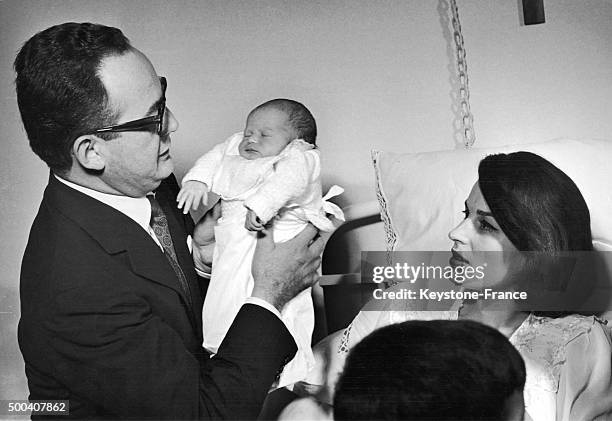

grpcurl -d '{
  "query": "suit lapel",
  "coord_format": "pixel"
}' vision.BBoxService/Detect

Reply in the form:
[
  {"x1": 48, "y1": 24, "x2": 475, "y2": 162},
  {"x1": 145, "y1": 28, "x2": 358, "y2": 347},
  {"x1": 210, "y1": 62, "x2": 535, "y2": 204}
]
[
  {"x1": 45, "y1": 175, "x2": 199, "y2": 330},
  {"x1": 154, "y1": 180, "x2": 204, "y2": 336}
]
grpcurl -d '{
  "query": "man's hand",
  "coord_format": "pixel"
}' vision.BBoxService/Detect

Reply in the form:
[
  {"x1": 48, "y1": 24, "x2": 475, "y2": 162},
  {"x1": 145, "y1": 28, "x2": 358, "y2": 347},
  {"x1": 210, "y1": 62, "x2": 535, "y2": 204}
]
[
  {"x1": 191, "y1": 201, "x2": 221, "y2": 273},
  {"x1": 251, "y1": 221, "x2": 338, "y2": 311},
  {"x1": 177, "y1": 180, "x2": 209, "y2": 214}
]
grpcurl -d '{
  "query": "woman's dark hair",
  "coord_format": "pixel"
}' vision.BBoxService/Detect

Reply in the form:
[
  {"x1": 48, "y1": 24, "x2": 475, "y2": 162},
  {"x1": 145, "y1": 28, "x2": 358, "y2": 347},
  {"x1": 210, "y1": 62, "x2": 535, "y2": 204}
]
[
  {"x1": 479, "y1": 152, "x2": 597, "y2": 317},
  {"x1": 478, "y1": 151, "x2": 593, "y2": 252},
  {"x1": 14, "y1": 22, "x2": 132, "y2": 174},
  {"x1": 250, "y1": 98, "x2": 317, "y2": 145},
  {"x1": 334, "y1": 320, "x2": 526, "y2": 421}
]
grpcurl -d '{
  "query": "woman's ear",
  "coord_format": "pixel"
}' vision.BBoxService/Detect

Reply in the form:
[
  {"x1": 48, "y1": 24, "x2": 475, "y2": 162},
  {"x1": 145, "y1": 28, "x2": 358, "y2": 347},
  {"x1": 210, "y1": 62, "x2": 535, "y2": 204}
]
[{"x1": 72, "y1": 135, "x2": 106, "y2": 171}]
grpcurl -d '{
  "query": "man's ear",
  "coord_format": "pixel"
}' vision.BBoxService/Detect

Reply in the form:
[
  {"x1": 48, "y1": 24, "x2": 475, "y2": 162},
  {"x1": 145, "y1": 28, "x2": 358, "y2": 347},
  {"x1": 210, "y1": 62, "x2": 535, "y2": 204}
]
[{"x1": 72, "y1": 135, "x2": 106, "y2": 171}]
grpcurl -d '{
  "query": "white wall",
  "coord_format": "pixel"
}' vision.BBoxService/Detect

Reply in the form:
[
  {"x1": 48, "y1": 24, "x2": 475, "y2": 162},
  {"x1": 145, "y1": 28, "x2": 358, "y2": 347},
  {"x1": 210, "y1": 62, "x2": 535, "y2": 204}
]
[{"x1": 2, "y1": 0, "x2": 612, "y2": 400}]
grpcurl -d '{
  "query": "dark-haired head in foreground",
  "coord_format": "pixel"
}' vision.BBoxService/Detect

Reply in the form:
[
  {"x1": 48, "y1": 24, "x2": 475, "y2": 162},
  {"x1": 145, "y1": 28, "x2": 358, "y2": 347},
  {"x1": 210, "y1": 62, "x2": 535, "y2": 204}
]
[{"x1": 333, "y1": 320, "x2": 526, "y2": 421}]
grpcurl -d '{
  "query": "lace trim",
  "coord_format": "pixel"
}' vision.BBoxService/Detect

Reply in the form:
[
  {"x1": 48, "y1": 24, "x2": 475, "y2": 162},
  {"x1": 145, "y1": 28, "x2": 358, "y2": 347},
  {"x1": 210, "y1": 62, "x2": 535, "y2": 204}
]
[
  {"x1": 338, "y1": 323, "x2": 353, "y2": 354},
  {"x1": 372, "y1": 150, "x2": 397, "y2": 264},
  {"x1": 510, "y1": 314, "x2": 598, "y2": 392}
]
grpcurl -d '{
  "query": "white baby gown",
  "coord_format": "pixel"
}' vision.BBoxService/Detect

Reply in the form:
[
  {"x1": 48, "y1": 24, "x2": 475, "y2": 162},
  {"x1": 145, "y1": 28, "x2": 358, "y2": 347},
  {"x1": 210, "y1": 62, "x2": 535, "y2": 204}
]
[{"x1": 183, "y1": 132, "x2": 344, "y2": 388}]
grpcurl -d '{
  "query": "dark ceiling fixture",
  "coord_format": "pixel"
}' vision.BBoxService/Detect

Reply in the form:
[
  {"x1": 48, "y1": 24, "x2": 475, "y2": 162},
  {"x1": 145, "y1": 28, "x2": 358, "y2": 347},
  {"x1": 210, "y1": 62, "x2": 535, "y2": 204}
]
[{"x1": 522, "y1": 0, "x2": 546, "y2": 25}]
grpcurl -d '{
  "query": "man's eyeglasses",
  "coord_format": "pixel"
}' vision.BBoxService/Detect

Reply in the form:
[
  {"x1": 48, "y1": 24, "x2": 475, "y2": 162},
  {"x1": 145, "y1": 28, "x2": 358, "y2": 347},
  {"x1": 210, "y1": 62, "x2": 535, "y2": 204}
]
[{"x1": 92, "y1": 76, "x2": 167, "y2": 136}]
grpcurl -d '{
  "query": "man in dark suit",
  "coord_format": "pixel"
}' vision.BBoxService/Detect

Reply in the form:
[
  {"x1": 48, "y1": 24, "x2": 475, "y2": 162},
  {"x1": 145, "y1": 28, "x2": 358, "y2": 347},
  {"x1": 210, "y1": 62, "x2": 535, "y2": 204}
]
[{"x1": 15, "y1": 22, "x2": 328, "y2": 419}]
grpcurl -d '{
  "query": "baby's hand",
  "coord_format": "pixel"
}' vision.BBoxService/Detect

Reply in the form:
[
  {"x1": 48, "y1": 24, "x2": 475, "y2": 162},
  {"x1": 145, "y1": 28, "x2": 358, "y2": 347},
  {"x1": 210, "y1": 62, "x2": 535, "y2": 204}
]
[
  {"x1": 177, "y1": 181, "x2": 209, "y2": 214},
  {"x1": 245, "y1": 208, "x2": 264, "y2": 231}
]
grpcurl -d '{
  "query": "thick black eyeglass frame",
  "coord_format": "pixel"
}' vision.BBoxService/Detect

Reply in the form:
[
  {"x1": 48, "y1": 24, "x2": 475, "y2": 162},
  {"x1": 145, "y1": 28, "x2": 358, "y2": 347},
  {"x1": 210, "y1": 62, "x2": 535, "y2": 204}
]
[{"x1": 92, "y1": 76, "x2": 167, "y2": 136}]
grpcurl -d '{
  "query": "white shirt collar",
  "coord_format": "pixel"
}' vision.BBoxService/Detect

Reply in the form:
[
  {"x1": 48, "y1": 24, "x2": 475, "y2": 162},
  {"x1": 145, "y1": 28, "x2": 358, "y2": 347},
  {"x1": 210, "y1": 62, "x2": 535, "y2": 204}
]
[{"x1": 54, "y1": 174, "x2": 152, "y2": 234}]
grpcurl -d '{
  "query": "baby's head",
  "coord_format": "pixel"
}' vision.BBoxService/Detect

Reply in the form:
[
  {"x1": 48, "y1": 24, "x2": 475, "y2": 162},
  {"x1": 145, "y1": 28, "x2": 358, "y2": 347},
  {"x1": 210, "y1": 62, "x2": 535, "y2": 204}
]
[{"x1": 238, "y1": 99, "x2": 317, "y2": 160}]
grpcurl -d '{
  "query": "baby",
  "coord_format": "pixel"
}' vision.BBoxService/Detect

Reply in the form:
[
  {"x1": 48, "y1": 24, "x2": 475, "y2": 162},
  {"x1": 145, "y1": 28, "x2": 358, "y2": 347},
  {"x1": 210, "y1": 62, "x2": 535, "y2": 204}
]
[{"x1": 178, "y1": 99, "x2": 343, "y2": 388}]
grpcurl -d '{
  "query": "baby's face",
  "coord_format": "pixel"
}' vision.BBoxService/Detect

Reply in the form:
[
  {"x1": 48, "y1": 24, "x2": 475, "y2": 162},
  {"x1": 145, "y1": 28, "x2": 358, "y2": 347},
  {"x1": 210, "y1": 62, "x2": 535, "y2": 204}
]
[{"x1": 239, "y1": 107, "x2": 295, "y2": 160}]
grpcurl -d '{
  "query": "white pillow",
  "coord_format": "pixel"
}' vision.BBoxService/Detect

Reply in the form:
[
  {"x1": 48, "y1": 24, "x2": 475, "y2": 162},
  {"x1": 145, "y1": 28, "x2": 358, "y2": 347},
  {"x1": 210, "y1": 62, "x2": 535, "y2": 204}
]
[{"x1": 373, "y1": 138, "x2": 612, "y2": 252}]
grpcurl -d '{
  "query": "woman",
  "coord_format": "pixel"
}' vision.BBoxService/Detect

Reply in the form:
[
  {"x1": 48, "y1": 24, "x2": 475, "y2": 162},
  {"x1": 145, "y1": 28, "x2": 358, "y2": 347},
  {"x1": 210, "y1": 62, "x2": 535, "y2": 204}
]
[{"x1": 290, "y1": 152, "x2": 612, "y2": 421}]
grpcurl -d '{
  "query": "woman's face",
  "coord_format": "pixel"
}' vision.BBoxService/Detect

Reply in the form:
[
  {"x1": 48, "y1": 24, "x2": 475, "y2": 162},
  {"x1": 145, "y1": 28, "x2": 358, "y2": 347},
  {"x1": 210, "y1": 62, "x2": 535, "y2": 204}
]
[{"x1": 448, "y1": 182, "x2": 518, "y2": 288}]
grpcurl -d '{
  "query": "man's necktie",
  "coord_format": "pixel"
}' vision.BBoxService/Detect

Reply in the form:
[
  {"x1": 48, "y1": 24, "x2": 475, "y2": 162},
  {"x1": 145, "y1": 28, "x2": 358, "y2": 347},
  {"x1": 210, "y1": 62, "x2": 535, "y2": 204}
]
[{"x1": 147, "y1": 195, "x2": 194, "y2": 312}]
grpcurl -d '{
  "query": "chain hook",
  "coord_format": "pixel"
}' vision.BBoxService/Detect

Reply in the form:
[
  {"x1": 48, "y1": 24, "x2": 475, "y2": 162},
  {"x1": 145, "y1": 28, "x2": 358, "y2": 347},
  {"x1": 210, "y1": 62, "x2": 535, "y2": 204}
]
[{"x1": 450, "y1": 0, "x2": 476, "y2": 149}]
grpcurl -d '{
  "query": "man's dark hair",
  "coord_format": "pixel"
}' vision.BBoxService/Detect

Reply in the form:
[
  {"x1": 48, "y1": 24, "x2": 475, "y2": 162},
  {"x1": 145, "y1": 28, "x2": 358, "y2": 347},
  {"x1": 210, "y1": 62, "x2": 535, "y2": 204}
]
[
  {"x1": 333, "y1": 320, "x2": 526, "y2": 421},
  {"x1": 14, "y1": 22, "x2": 132, "y2": 173},
  {"x1": 250, "y1": 98, "x2": 317, "y2": 145}
]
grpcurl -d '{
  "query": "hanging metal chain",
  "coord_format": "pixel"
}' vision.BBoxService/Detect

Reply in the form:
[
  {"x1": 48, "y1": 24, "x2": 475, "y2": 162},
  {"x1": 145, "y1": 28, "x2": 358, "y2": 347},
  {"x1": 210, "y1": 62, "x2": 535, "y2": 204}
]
[{"x1": 450, "y1": 0, "x2": 476, "y2": 148}]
